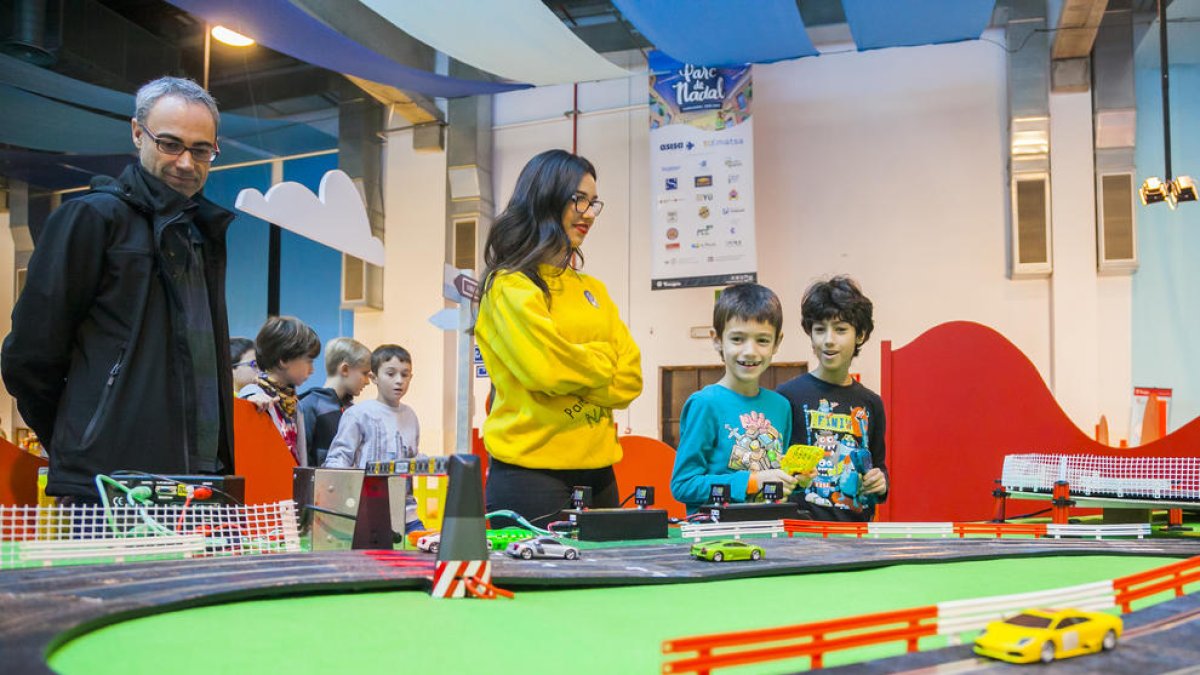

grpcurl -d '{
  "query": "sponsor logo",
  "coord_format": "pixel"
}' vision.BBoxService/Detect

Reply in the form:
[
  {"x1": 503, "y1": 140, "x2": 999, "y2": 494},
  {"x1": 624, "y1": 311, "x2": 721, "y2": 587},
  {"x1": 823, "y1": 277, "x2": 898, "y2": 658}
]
[
  {"x1": 724, "y1": 158, "x2": 743, "y2": 168},
  {"x1": 698, "y1": 207, "x2": 710, "y2": 220},
  {"x1": 661, "y1": 165, "x2": 681, "y2": 172},
  {"x1": 721, "y1": 206, "x2": 745, "y2": 215},
  {"x1": 704, "y1": 138, "x2": 744, "y2": 148},
  {"x1": 694, "y1": 175, "x2": 713, "y2": 188},
  {"x1": 696, "y1": 224, "x2": 713, "y2": 236},
  {"x1": 666, "y1": 210, "x2": 678, "y2": 224},
  {"x1": 696, "y1": 193, "x2": 714, "y2": 202},
  {"x1": 666, "y1": 227, "x2": 679, "y2": 241},
  {"x1": 728, "y1": 174, "x2": 740, "y2": 184},
  {"x1": 658, "y1": 196, "x2": 682, "y2": 206},
  {"x1": 728, "y1": 189, "x2": 739, "y2": 200},
  {"x1": 724, "y1": 239, "x2": 743, "y2": 247},
  {"x1": 666, "y1": 242, "x2": 681, "y2": 250},
  {"x1": 671, "y1": 64, "x2": 726, "y2": 112},
  {"x1": 665, "y1": 177, "x2": 678, "y2": 191},
  {"x1": 699, "y1": 159, "x2": 708, "y2": 169},
  {"x1": 659, "y1": 141, "x2": 695, "y2": 151},
  {"x1": 691, "y1": 241, "x2": 717, "y2": 249}
]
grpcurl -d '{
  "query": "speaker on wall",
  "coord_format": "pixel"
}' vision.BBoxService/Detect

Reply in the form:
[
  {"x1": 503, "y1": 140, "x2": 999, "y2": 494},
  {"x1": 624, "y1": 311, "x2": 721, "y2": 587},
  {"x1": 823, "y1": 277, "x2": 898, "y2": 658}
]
[
  {"x1": 1096, "y1": 172, "x2": 1138, "y2": 274},
  {"x1": 1010, "y1": 172, "x2": 1053, "y2": 278},
  {"x1": 341, "y1": 254, "x2": 383, "y2": 310}
]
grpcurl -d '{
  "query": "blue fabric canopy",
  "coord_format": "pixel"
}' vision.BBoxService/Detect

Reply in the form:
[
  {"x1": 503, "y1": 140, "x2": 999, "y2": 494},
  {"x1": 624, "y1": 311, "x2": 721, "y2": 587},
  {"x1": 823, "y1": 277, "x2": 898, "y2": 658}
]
[
  {"x1": 613, "y1": 0, "x2": 817, "y2": 67},
  {"x1": 165, "y1": 0, "x2": 529, "y2": 98},
  {"x1": 842, "y1": 0, "x2": 996, "y2": 51}
]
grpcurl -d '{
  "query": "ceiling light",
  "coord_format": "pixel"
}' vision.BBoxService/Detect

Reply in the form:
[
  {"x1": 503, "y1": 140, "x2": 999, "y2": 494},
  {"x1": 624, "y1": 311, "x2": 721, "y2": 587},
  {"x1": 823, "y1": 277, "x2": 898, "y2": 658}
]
[
  {"x1": 211, "y1": 26, "x2": 255, "y2": 47},
  {"x1": 1142, "y1": 1, "x2": 1194, "y2": 210},
  {"x1": 1139, "y1": 177, "x2": 1168, "y2": 206},
  {"x1": 1170, "y1": 176, "x2": 1197, "y2": 204}
]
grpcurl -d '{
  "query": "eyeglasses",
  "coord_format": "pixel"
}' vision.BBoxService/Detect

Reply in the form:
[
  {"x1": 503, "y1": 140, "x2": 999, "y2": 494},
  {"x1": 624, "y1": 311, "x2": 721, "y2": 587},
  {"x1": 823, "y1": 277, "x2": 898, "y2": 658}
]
[
  {"x1": 570, "y1": 194, "x2": 604, "y2": 217},
  {"x1": 139, "y1": 123, "x2": 220, "y2": 163},
  {"x1": 233, "y1": 359, "x2": 257, "y2": 369}
]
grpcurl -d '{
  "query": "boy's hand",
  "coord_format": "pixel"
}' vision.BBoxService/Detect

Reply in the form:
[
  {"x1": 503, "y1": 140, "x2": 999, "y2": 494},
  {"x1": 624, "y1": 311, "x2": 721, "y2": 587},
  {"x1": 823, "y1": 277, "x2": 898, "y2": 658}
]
[
  {"x1": 792, "y1": 468, "x2": 818, "y2": 489},
  {"x1": 752, "y1": 469, "x2": 798, "y2": 497},
  {"x1": 245, "y1": 393, "x2": 277, "y2": 413},
  {"x1": 862, "y1": 468, "x2": 887, "y2": 495}
]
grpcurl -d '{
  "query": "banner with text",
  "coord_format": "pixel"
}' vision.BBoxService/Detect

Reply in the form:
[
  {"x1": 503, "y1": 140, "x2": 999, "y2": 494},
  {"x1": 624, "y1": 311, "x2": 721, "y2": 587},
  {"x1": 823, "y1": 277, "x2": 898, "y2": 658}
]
[{"x1": 649, "y1": 52, "x2": 756, "y2": 290}]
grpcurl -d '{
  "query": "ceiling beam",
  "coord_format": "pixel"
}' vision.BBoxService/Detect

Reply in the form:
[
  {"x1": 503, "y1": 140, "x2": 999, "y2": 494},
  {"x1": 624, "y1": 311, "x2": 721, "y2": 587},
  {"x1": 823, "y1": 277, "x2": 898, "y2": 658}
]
[
  {"x1": 343, "y1": 75, "x2": 440, "y2": 125},
  {"x1": 1052, "y1": 0, "x2": 1110, "y2": 59}
]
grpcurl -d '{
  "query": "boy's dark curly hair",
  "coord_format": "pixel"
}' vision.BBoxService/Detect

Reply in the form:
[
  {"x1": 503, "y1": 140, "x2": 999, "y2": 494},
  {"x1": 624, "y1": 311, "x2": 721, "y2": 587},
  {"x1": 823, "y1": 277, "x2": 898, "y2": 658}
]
[{"x1": 801, "y1": 276, "x2": 874, "y2": 356}]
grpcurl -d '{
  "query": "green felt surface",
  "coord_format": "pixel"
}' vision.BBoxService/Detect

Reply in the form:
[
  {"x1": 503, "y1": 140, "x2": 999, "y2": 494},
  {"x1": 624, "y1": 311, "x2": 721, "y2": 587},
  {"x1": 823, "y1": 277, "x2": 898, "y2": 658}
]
[{"x1": 49, "y1": 555, "x2": 1193, "y2": 674}]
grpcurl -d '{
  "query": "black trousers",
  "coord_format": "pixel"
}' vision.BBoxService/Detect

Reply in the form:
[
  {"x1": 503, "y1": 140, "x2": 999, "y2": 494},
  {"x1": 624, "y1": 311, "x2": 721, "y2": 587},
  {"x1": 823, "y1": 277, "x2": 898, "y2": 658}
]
[{"x1": 486, "y1": 457, "x2": 619, "y2": 528}]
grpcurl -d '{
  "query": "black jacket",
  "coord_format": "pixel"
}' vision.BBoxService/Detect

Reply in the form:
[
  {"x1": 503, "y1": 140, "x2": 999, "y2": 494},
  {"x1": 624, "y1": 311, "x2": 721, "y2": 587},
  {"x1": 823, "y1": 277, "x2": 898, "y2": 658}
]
[
  {"x1": 298, "y1": 386, "x2": 352, "y2": 467},
  {"x1": 1, "y1": 164, "x2": 236, "y2": 497}
]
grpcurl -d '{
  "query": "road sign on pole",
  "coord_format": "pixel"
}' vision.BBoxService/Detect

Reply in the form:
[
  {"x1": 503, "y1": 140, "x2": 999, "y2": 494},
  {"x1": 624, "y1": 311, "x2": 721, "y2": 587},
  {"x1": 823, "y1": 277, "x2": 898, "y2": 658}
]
[{"x1": 430, "y1": 264, "x2": 477, "y2": 454}]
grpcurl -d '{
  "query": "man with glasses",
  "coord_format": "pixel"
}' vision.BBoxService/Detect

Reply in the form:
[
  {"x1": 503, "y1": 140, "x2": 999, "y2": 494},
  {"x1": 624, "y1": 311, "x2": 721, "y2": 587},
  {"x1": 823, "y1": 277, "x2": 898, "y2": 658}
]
[{"x1": 2, "y1": 77, "x2": 237, "y2": 503}]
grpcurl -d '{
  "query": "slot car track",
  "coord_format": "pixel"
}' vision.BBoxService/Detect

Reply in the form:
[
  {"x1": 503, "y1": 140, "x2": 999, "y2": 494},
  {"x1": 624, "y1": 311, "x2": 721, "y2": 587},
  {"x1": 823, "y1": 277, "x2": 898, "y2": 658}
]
[
  {"x1": 824, "y1": 591, "x2": 1200, "y2": 673},
  {"x1": 3, "y1": 536, "x2": 1200, "y2": 674}
]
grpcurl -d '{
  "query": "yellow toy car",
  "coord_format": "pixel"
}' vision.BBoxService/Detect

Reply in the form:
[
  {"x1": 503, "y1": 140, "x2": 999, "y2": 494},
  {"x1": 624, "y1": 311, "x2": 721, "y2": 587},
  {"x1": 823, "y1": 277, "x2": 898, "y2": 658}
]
[{"x1": 973, "y1": 608, "x2": 1122, "y2": 664}]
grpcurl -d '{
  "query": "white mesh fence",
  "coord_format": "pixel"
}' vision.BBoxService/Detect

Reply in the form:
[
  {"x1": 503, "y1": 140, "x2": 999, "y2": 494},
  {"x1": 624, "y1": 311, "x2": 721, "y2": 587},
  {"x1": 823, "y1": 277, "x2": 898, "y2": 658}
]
[
  {"x1": 1002, "y1": 454, "x2": 1200, "y2": 501},
  {"x1": 0, "y1": 500, "x2": 300, "y2": 570}
]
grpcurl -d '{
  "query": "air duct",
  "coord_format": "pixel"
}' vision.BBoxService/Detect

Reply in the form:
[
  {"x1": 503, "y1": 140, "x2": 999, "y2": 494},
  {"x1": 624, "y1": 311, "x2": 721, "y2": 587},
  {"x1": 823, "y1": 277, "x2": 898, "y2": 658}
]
[{"x1": 1, "y1": 0, "x2": 60, "y2": 66}]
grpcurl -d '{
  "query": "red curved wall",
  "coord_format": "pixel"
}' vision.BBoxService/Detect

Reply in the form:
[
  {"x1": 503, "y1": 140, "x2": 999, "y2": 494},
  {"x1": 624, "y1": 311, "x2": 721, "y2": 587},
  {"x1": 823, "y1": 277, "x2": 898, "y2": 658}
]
[{"x1": 880, "y1": 321, "x2": 1200, "y2": 522}]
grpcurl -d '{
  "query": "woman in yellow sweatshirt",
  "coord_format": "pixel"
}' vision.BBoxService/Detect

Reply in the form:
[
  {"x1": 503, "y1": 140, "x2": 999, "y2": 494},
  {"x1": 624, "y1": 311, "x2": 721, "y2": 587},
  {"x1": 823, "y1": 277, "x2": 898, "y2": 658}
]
[{"x1": 474, "y1": 149, "x2": 643, "y2": 526}]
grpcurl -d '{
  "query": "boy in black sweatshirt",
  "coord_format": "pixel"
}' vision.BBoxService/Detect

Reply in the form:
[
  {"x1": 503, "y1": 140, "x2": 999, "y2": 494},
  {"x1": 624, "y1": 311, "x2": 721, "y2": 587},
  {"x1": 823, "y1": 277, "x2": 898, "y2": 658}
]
[
  {"x1": 298, "y1": 337, "x2": 371, "y2": 466},
  {"x1": 777, "y1": 277, "x2": 889, "y2": 522}
]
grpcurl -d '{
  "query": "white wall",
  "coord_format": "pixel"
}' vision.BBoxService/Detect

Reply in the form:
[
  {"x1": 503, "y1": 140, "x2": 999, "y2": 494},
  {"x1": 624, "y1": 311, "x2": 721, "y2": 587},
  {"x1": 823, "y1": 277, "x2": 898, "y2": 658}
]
[
  {"x1": 1048, "y1": 91, "x2": 1132, "y2": 439},
  {"x1": 485, "y1": 37, "x2": 1135, "y2": 443},
  {"x1": 354, "y1": 128, "x2": 452, "y2": 453}
]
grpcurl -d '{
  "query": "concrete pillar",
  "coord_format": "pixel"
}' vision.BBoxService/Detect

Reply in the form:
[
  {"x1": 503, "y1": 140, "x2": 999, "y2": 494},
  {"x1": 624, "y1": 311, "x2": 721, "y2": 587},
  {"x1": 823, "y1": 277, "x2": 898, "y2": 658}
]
[
  {"x1": 1048, "y1": 91, "x2": 1100, "y2": 428},
  {"x1": 355, "y1": 128, "x2": 450, "y2": 453}
]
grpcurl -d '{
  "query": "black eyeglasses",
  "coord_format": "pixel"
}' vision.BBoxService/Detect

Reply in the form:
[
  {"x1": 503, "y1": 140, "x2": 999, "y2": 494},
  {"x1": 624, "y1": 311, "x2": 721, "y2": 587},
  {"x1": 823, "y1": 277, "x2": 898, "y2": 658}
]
[
  {"x1": 139, "y1": 123, "x2": 220, "y2": 163},
  {"x1": 233, "y1": 359, "x2": 257, "y2": 369},
  {"x1": 570, "y1": 194, "x2": 604, "y2": 216}
]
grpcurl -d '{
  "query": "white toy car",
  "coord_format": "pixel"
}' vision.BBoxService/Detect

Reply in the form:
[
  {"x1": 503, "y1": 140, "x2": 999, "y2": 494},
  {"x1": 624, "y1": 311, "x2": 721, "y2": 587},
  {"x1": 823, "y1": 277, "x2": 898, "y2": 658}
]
[
  {"x1": 505, "y1": 536, "x2": 580, "y2": 560},
  {"x1": 416, "y1": 532, "x2": 441, "y2": 553}
]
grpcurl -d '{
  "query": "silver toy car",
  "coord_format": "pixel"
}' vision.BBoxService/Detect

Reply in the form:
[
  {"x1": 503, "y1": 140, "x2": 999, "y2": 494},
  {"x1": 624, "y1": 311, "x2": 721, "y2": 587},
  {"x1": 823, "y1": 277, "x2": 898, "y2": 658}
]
[{"x1": 505, "y1": 536, "x2": 580, "y2": 560}]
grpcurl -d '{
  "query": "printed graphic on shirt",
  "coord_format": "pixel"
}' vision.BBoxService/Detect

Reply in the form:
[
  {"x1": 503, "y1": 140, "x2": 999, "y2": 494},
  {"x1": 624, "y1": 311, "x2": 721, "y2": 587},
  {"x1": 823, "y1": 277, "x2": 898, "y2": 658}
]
[
  {"x1": 562, "y1": 395, "x2": 614, "y2": 428},
  {"x1": 725, "y1": 410, "x2": 785, "y2": 471},
  {"x1": 362, "y1": 417, "x2": 417, "y2": 464},
  {"x1": 800, "y1": 399, "x2": 874, "y2": 512}
]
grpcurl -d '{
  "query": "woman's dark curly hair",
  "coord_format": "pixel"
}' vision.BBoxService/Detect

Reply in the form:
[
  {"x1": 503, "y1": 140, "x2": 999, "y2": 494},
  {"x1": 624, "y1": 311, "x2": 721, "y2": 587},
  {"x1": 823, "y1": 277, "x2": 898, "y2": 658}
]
[{"x1": 480, "y1": 149, "x2": 596, "y2": 300}]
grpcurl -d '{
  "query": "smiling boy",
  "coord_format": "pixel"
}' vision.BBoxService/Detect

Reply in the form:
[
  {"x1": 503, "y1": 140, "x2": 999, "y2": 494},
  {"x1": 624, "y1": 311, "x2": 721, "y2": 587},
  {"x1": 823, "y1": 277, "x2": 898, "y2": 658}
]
[
  {"x1": 777, "y1": 276, "x2": 889, "y2": 521},
  {"x1": 670, "y1": 283, "x2": 795, "y2": 513}
]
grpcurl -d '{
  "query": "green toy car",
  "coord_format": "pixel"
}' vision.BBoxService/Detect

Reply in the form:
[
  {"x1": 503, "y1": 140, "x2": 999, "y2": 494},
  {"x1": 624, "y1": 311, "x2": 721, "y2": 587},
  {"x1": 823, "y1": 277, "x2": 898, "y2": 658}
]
[
  {"x1": 690, "y1": 539, "x2": 764, "y2": 562},
  {"x1": 485, "y1": 527, "x2": 534, "y2": 551}
]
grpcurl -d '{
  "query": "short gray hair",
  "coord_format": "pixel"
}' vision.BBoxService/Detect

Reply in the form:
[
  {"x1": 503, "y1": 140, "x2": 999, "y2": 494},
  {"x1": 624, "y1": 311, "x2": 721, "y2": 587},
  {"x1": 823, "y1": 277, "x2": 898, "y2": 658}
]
[{"x1": 134, "y1": 76, "x2": 220, "y2": 129}]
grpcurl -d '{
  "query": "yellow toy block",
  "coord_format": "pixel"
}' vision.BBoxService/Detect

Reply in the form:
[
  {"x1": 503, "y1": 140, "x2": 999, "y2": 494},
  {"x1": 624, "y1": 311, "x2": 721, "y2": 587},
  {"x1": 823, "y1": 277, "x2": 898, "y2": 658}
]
[
  {"x1": 781, "y1": 444, "x2": 824, "y2": 476},
  {"x1": 413, "y1": 475, "x2": 448, "y2": 531}
]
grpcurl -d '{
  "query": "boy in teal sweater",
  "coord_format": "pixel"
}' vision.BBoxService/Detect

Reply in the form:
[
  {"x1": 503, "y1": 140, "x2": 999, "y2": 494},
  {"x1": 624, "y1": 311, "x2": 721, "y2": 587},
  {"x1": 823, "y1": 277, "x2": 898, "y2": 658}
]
[{"x1": 671, "y1": 283, "x2": 796, "y2": 512}]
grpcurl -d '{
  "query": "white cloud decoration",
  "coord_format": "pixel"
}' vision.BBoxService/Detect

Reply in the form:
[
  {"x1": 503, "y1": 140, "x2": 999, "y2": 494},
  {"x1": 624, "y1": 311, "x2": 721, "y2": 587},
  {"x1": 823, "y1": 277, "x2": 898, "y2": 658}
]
[{"x1": 235, "y1": 169, "x2": 385, "y2": 267}]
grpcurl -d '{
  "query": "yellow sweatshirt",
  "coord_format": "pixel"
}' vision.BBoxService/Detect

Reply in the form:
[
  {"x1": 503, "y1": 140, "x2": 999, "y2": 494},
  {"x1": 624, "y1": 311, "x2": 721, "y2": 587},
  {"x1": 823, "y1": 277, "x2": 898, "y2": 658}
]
[{"x1": 474, "y1": 265, "x2": 643, "y2": 469}]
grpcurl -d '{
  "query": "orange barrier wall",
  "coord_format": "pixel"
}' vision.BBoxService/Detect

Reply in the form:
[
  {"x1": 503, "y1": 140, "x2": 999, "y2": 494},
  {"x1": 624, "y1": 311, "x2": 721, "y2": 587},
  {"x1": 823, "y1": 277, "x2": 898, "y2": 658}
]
[
  {"x1": 615, "y1": 435, "x2": 686, "y2": 520},
  {"x1": 0, "y1": 439, "x2": 47, "y2": 506},
  {"x1": 881, "y1": 321, "x2": 1200, "y2": 521},
  {"x1": 232, "y1": 398, "x2": 297, "y2": 504}
]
